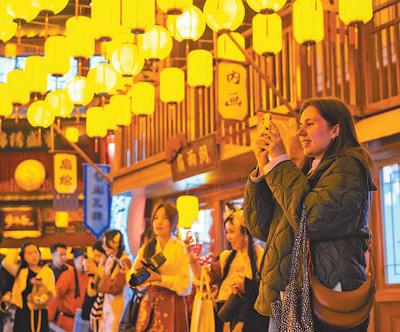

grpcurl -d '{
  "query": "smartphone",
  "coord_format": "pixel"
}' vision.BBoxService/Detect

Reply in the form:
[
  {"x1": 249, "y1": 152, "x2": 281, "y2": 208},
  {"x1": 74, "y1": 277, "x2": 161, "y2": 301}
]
[{"x1": 258, "y1": 112, "x2": 272, "y2": 135}]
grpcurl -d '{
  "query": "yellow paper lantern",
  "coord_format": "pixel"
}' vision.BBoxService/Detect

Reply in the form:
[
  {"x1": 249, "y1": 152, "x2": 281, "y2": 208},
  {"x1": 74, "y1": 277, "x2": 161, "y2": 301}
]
[
  {"x1": 46, "y1": 90, "x2": 74, "y2": 117},
  {"x1": 45, "y1": 35, "x2": 71, "y2": 77},
  {"x1": 131, "y1": 82, "x2": 155, "y2": 116},
  {"x1": 176, "y1": 195, "x2": 199, "y2": 228},
  {"x1": 160, "y1": 67, "x2": 185, "y2": 103},
  {"x1": 7, "y1": 69, "x2": 30, "y2": 106},
  {"x1": 187, "y1": 50, "x2": 213, "y2": 88},
  {"x1": 32, "y1": 0, "x2": 69, "y2": 15},
  {"x1": 88, "y1": 63, "x2": 120, "y2": 95},
  {"x1": 203, "y1": 0, "x2": 245, "y2": 32},
  {"x1": 103, "y1": 103, "x2": 118, "y2": 130},
  {"x1": 66, "y1": 16, "x2": 95, "y2": 59},
  {"x1": 0, "y1": 84, "x2": 13, "y2": 117},
  {"x1": 293, "y1": 0, "x2": 324, "y2": 45},
  {"x1": 122, "y1": 0, "x2": 155, "y2": 34},
  {"x1": 138, "y1": 25, "x2": 173, "y2": 61},
  {"x1": 65, "y1": 127, "x2": 79, "y2": 143},
  {"x1": 55, "y1": 211, "x2": 69, "y2": 228},
  {"x1": 339, "y1": 0, "x2": 373, "y2": 26},
  {"x1": 157, "y1": 0, "x2": 192, "y2": 15},
  {"x1": 86, "y1": 106, "x2": 108, "y2": 137},
  {"x1": 0, "y1": 19, "x2": 17, "y2": 42},
  {"x1": 14, "y1": 159, "x2": 46, "y2": 192},
  {"x1": 110, "y1": 94, "x2": 132, "y2": 126},
  {"x1": 91, "y1": 0, "x2": 120, "y2": 41},
  {"x1": 167, "y1": 5, "x2": 206, "y2": 41},
  {"x1": 25, "y1": 56, "x2": 48, "y2": 95},
  {"x1": 66, "y1": 76, "x2": 95, "y2": 106},
  {"x1": 6, "y1": 0, "x2": 41, "y2": 22},
  {"x1": 111, "y1": 44, "x2": 144, "y2": 77},
  {"x1": 247, "y1": 0, "x2": 287, "y2": 14},
  {"x1": 217, "y1": 32, "x2": 245, "y2": 62},
  {"x1": 27, "y1": 100, "x2": 55, "y2": 128},
  {"x1": 5, "y1": 43, "x2": 17, "y2": 58},
  {"x1": 101, "y1": 28, "x2": 134, "y2": 60},
  {"x1": 252, "y1": 13, "x2": 282, "y2": 56}
]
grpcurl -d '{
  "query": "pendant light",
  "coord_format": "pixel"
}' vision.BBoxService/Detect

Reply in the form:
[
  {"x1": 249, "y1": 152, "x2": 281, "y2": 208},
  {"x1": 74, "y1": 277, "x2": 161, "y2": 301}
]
[
  {"x1": 27, "y1": 100, "x2": 55, "y2": 128},
  {"x1": 203, "y1": 0, "x2": 245, "y2": 32},
  {"x1": 217, "y1": 32, "x2": 245, "y2": 61},
  {"x1": 86, "y1": 106, "x2": 108, "y2": 138},
  {"x1": 0, "y1": 19, "x2": 17, "y2": 42},
  {"x1": 46, "y1": 90, "x2": 74, "y2": 117},
  {"x1": 7, "y1": 69, "x2": 30, "y2": 106},
  {"x1": 25, "y1": 56, "x2": 48, "y2": 95},
  {"x1": 45, "y1": 35, "x2": 71, "y2": 77},
  {"x1": 65, "y1": 76, "x2": 95, "y2": 106},
  {"x1": 91, "y1": 0, "x2": 120, "y2": 41},
  {"x1": 87, "y1": 63, "x2": 120, "y2": 95},
  {"x1": 32, "y1": 0, "x2": 69, "y2": 15},
  {"x1": 66, "y1": 16, "x2": 95, "y2": 59},
  {"x1": 187, "y1": 50, "x2": 213, "y2": 88},
  {"x1": 0, "y1": 84, "x2": 13, "y2": 118},
  {"x1": 177, "y1": 195, "x2": 199, "y2": 228},
  {"x1": 122, "y1": 0, "x2": 155, "y2": 34},
  {"x1": 131, "y1": 82, "x2": 155, "y2": 116},
  {"x1": 157, "y1": 0, "x2": 193, "y2": 15},
  {"x1": 252, "y1": 13, "x2": 282, "y2": 56},
  {"x1": 293, "y1": 0, "x2": 324, "y2": 45},
  {"x1": 111, "y1": 44, "x2": 145, "y2": 77},
  {"x1": 167, "y1": 5, "x2": 206, "y2": 41},
  {"x1": 138, "y1": 25, "x2": 173, "y2": 61},
  {"x1": 247, "y1": 0, "x2": 287, "y2": 14},
  {"x1": 160, "y1": 67, "x2": 185, "y2": 103},
  {"x1": 339, "y1": 0, "x2": 373, "y2": 26},
  {"x1": 110, "y1": 94, "x2": 132, "y2": 126}
]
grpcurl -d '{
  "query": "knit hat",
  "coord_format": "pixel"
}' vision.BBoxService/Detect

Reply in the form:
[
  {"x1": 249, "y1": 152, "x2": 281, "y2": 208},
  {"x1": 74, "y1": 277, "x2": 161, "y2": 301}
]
[{"x1": 72, "y1": 248, "x2": 87, "y2": 259}]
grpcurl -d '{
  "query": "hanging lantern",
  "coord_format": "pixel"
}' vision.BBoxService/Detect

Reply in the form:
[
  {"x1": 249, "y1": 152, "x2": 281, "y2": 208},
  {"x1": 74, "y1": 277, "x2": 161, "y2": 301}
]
[
  {"x1": 339, "y1": 0, "x2": 373, "y2": 26},
  {"x1": 203, "y1": 0, "x2": 245, "y2": 32},
  {"x1": 293, "y1": 0, "x2": 324, "y2": 45},
  {"x1": 65, "y1": 76, "x2": 94, "y2": 106},
  {"x1": 25, "y1": 56, "x2": 48, "y2": 95},
  {"x1": 55, "y1": 211, "x2": 69, "y2": 228},
  {"x1": 6, "y1": 0, "x2": 41, "y2": 23},
  {"x1": 45, "y1": 35, "x2": 71, "y2": 77},
  {"x1": 32, "y1": 0, "x2": 69, "y2": 15},
  {"x1": 217, "y1": 32, "x2": 245, "y2": 61},
  {"x1": 91, "y1": 0, "x2": 120, "y2": 41},
  {"x1": 103, "y1": 103, "x2": 118, "y2": 131},
  {"x1": 177, "y1": 195, "x2": 199, "y2": 228},
  {"x1": 14, "y1": 160, "x2": 46, "y2": 192},
  {"x1": 122, "y1": 0, "x2": 155, "y2": 34},
  {"x1": 86, "y1": 106, "x2": 108, "y2": 137},
  {"x1": 247, "y1": 0, "x2": 287, "y2": 14},
  {"x1": 252, "y1": 13, "x2": 282, "y2": 56},
  {"x1": 160, "y1": 67, "x2": 185, "y2": 103},
  {"x1": 0, "y1": 84, "x2": 13, "y2": 117},
  {"x1": 88, "y1": 62, "x2": 120, "y2": 95},
  {"x1": 7, "y1": 69, "x2": 30, "y2": 106},
  {"x1": 0, "y1": 19, "x2": 17, "y2": 42},
  {"x1": 187, "y1": 50, "x2": 213, "y2": 88},
  {"x1": 111, "y1": 44, "x2": 144, "y2": 77},
  {"x1": 131, "y1": 82, "x2": 155, "y2": 116},
  {"x1": 167, "y1": 5, "x2": 206, "y2": 41},
  {"x1": 27, "y1": 100, "x2": 55, "y2": 128},
  {"x1": 157, "y1": 0, "x2": 192, "y2": 15},
  {"x1": 46, "y1": 90, "x2": 74, "y2": 117},
  {"x1": 101, "y1": 27, "x2": 134, "y2": 60},
  {"x1": 65, "y1": 127, "x2": 79, "y2": 143},
  {"x1": 66, "y1": 16, "x2": 95, "y2": 59},
  {"x1": 138, "y1": 25, "x2": 173, "y2": 61},
  {"x1": 5, "y1": 43, "x2": 17, "y2": 58},
  {"x1": 110, "y1": 94, "x2": 132, "y2": 126}
]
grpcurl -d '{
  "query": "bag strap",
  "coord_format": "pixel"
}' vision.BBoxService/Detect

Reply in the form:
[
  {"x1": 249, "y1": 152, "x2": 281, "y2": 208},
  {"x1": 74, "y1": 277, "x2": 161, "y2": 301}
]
[{"x1": 198, "y1": 266, "x2": 212, "y2": 300}]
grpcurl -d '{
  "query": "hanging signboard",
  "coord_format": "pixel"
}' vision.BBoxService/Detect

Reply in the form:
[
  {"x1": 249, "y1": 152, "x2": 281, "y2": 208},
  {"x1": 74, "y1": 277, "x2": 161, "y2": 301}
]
[
  {"x1": 54, "y1": 153, "x2": 77, "y2": 194},
  {"x1": 1, "y1": 207, "x2": 41, "y2": 239}
]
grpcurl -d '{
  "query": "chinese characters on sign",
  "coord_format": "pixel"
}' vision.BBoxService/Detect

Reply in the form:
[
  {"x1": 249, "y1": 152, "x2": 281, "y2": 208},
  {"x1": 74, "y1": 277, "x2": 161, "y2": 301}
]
[
  {"x1": 83, "y1": 164, "x2": 111, "y2": 238},
  {"x1": 0, "y1": 128, "x2": 51, "y2": 151},
  {"x1": 0, "y1": 207, "x2": 41, "y2": 239},
  {"x1": 171, "y1": 135, "x2": 219, "y2": 181},
  {"x1": 54, "y1": 154, "x2": 77, "y2": 194},
  {"x1": 218, "y1": 62, "x2": 248, "y2": 121}
]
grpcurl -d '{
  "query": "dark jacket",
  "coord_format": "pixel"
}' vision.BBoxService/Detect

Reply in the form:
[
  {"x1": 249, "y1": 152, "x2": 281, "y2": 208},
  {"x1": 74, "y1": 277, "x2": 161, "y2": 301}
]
[{"x1": 244, "y1": 147, "x2": 376, "y2": 316}]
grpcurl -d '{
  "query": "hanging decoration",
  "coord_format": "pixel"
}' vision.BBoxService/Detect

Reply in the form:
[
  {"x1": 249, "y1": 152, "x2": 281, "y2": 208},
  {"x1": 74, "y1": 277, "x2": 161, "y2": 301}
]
[
  {"x1": 176, "y1": 195, "x2": 199, "y2": 228},
  {"x1": 44, "y1": 35, "x2": 71, "y2": 77},
  {"x1": 66, "y1": 16, "x2": 95, "y2": 59},
  {"x1": 217, "y1": 32, "x2": 245, "y2": 62},
  {"x1": 252, "y1": 13, "x2": 282, "y2": 56},
  {"x1": 339, "y1": 0, "x2": 373, "y2": 25},
  {"x1": 27, "y1": 100, "x2": 55, "y2": 128},
  {"x1": 160, "y1": 67, "x2": 185, "y2": 103},
  {"x1": 110, "y1": 94, "x2": 132, "y2": 126},
  {"x1": 32, "y1": 0, "x2": 69, "y2": 15},
  {"x1": 46, "y1": 90, "x2": 74, "y2": 117},
  {"x1": 187, "y1": 50, "x2": 213, "y2": 88},
  {"x1": 138, "y1": 25, "x2": 173, "y2": 61},
  {"x1": 131, "y1": 82, "x2": 155, "y2": 116},
  {"x1": 14, "y1": 159, "x2": 46, "y2": 192},
  {"x1": 65, "y1": 76, "x2": 95, "y2": 106},
  {"x1": 0, "y1": 19, "x2": 17, "y2": 42},
  {"x1": 91, "y1": 0, "x2": 120, "y2": 41},
  {"x1": 25, "y1": 56, "x2": 48, "y2": 95},
  {"x1": 0, "y1": 84, "x2": 13, "y2": 118},
  {"x1": 65, "y1": 127, "x2": 80, "y2": 143},
  {"x1": 55, "y1": 211, "x2": 69, "y2": 227},
  {"x1": 203, "y1": 0, "x2": 245, "y2": 32},
  {"x1": 86, "y1": 106, "x2": 108, "y2": 137},
  {"x1": 122, "y1": 0, "x2": 155, "y2": 34},
  {"x1": 157, "y1": 0, "x2": 193, "y2": 15},
  {"x1": 247, "y1": 0, "x2": 287, "y2": 14},
  {"x1": 87, "y1": 62, "x2": 120, "y2": 95},
  {"x1": 102, "y1": 27, "x2": 134, "y2": 61},
  {"x1": 111, "y1": 44, "x2": 145, "y2": 77},
  {"x1": 6, "y1": 0, "x2": 41, "y2": 23},
  {"x1": 167, "y1": 5, "x2": 206, "y2": 41},
  {"x1": 7, "y1": 69, "x2": 30, "y2": 106},
  {"x1": 293, "y1": 0, "x2": 324, "y2": 45}
]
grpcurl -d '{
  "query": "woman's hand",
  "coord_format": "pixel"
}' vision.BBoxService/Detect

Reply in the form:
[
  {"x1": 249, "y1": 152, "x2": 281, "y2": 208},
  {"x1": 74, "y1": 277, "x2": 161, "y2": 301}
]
[
  {"x1": 254, "y1": 133, "x2": 269, "y2": 171},
  {"x1": 265, "y1": 121, "x2": 287, "y2": 160},
  {"x1": 231, "y1": 279, "x2": 245, "y2": 296}
]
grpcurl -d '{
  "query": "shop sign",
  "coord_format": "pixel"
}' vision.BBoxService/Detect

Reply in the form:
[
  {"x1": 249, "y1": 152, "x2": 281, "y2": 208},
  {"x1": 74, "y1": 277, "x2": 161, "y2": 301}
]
[
  {"x1": 54, "y1": 153, "x2": 77, "y2": 194},
  {"x1": 1, "y1": 207, "x2": 41, "y2": 239},
  {"x1": 83, "y1": 164, "x2": 111, "y2": 238}
]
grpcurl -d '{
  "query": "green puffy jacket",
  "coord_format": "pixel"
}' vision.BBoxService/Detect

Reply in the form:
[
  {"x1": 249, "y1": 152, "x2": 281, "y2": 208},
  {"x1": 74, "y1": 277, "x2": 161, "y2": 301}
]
[{"x1": 244, "y1": 147, "x2": 376, "y2": 316}]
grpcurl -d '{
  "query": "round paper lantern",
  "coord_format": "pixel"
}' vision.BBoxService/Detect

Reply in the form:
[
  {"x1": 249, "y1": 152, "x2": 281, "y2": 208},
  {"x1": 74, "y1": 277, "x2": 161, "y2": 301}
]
[
  {"x1": 111, "y1": 44, "x2": 144, "y2": 77},
  {"x1": 66, "y1": 16, "x2": 95, "y2": 59},
  {"x1": 167, "y1": 5, "x2": 206, "y2": 41},
  {"x1": 6, "y1": 0, "x2": 41, "y2": 22},
  {"x1": 110, "y1": 94, "x2": 132, "y2": 126},
  {"x1": 45, "y1": 90, "x2": 74, "y2": 117},
  {"x1": 91, "y1": 0, "x2": 120, "y2": 41},
  {"x1": 203, "y1": 0, "x2": 245, "y2": 32},
  {"x1": 14, "y1": 159, "x2": 46, "y2": 192},
  {"x1": 131, "y1": 82, "x2": 155, "y2": 116},
  {"x1": 293, "y1": 0, "x2": 324, "y2": 45},
  {"x1": 187, "y1": 50, "x2": 213, "y2": 88},
  {"x1": 138, "y1": 25, "x2": 173, "y2": 61},
  {"x1": 157, "y1": 0, "x2": 192, "y2": 15},
  {"x1": 160, "y1": 67, "x2": 185, "y2": 103},
  {"x1": 55, "y1": 211, "x2": 69, "y2": 228},
  {"x1": 32, "y1": 0, "x2": 69, "y2": 15},
  {"x1": 217, "y1": 32, "x2": 245, "y2": 61},
  {"x1": 25, "y1": 56, "x2": 48, "y2": 94},
  {"x1": 7, "y1": 69, "x2": 30, "y2": 106},
  {"x1": 247, "y1": 0, "x2": 287, "y2": 14},
  {"x1": 0, "y1": 18, "x2": 17, "y2": 42},
  {"x1": 65, "y1": 127, "x2": 79, "y2": 143},
  {"x1": 122, "y1": 0, "x2": 155, "y2": 34},
  {"x1": 0, "y1": 84, "x2": 13, "y2": 117},
  {"x1": 87, "y1": 62, "x2": 119, "y2": 95},
  {"x1": 177, "y1": 195, "x2": 199, "y2": 228},
  {"x1": 27, "y1": 100, "x2": 55, "y2": 128},
  {"x1": 253, "y1": 13, "x2": 282, "y2": 56},
  {"x1": 65, "y1": 76, "x2": 95, "y2": 106},
  {"x1": 101, "y1": 27, "x2": 134, "y2": 61},
  {"x1": 339, "y1": 0, "x2": 373, "y2": 26},
  {"x1": 86, "y1": 106, "x2": 108, "y2": 137},
  {"x1": 45, "y1": 35, "x2": 71, "y2": 77}
]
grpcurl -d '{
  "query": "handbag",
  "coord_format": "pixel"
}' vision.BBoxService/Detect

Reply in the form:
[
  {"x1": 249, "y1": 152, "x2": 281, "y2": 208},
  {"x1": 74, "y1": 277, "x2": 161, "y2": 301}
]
[
  {"x1": 119, "y1": 288, "x2": 143, "y2": 332},
  {"x1": 271, "y1": 204, "x2": 315, "y2": 332}
]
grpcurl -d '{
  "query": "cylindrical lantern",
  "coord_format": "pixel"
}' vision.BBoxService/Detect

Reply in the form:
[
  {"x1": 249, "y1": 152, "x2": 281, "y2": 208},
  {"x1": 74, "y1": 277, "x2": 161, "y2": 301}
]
[
  {"x1": 0, "y1": 19, "x2": 17, "y2": 42},
  {"x1": 160, "y1": 67, "x2": 185, "y2": 103},
  {"x1": 167, "y1": 5, "x2": 206, "y2": 41},
  {"x1": 103, "y1": 103, "x2": 118, "y2": 131},
  {"x1": 111, "y1": 44, "x2": 144, "y2": 77},
  {"x1": 110, "y1": 94, "x2": 132, "y2": 126},
  {"x1": 86, "y1": 106, "x2": 108, "y2": 137},
  {"x1": 0, "y1": 84, "x2": 13, "y2": 117},
  {"x1": 157, "y1": 0, "x2": 192, "y2": 15},
  {"x1": 293, "y1": 0, "x2": 324, "y2": 45},
  {"x1": 25, "y1": 56, "x2": 48, "y2": 95},
  {"x1": 27, "y1": 100, "x2": 55, "y2": 128},
  {"x1": 253, "y1": 13, "x2": 282, "y2": 56},
  {"x1": 65, "y1": 127, "x2": 79, "y2": 143},
  {"x1": 138, "y1": 25, "x2": 173, "y2": 61},
  {"x1": 131, "y1": 82, "x2": 155, "y2": 116},
  {"x1": 65, "y1": 76, "x2": 94, "y2": 106},
  {"x1": 339, "y1": 0, "x2": 373, "y2": 25},
  {"x1": 122, "y1": 0, "x2": 155, "y2": 34},
  {"x1": 102, "y1": 27, "x2": 134, "y2": 61},
  {"x1": 45, "y1": 35, "x2": 71, "y2": 77},
  {"x1": 187, "y1": 50, "x2": 213, "y2": 88},
  {"x1": 46, "y1": 90, "x2": 74, "y2": 117},
  {"x1": 203, "y1": 0, "x2": 245, "y2": 32},
  {"x1": 55, "y1": 211, "x2": 69, "y2": 228},
  {"x1": 7, "y1": 69, "x2": 30, "y2": 106},
  {"x1": 66, "y1": 16, "x2": 95, "y2": 59},
  {"x1": 6, "y1": 0, "x2": 41, "y2": 22},
  {"x1": 247, "y1": 0, "x2": 287, "y2": 14},
  {"x1": 87, "y1": 63, "x2": 119, "y2": 95},
  {"x1": 177, "y1": 195, "x2": 199, "y2": 228},
  {"x1": 217, "y1": 32, "x2": 245, "y2": 61},
  {"x1": 91, "y1": 0, "x2": 120, "y2": 41},
  {"x1": 32, "y1": 0, "x2": 69, "y2": 15}
]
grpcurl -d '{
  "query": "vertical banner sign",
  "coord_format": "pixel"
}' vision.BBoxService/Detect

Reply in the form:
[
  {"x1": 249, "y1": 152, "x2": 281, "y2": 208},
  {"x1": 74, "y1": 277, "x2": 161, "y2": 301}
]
[
  {"x1": 54, "y1": 153, "x2": 77, "y2": 194},
  {"x1": 83, "y1": 164, "x2": 111, "y2": 238}
]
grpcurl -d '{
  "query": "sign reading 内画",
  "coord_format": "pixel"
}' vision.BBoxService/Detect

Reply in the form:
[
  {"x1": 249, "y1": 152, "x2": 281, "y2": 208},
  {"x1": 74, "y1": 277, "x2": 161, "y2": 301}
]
[
  {"x1": 83, "y1": 164, "x2": 111, "y2": 238},
  {"x1": 54, "y1": 153, "x2": 77, "y2": 194},
  {"x1": 1, "y1": 207, "x2": 41, "y2": 239}
]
